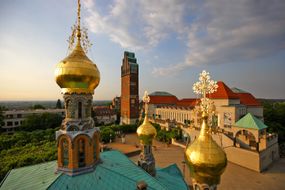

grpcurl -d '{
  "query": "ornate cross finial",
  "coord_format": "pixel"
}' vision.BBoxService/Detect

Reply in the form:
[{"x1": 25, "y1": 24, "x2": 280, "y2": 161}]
[
  {"x1": 143, "y1": 91, "x2": 150, "y2": 116},
  {"x1": 67, "y1": 0, "x2": 93, "y2": 53},
  {"x1": 193, "y1": 70, "x2": 218, "y2": 115},
  {"x1": 77, "y1": 0, "x2": 81, "y2": 39}
]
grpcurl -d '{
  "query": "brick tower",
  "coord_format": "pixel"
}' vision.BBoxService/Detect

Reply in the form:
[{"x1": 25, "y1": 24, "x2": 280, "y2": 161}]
[{"x1": 120, "y1": 51, "x2": 139, "y2": 124}]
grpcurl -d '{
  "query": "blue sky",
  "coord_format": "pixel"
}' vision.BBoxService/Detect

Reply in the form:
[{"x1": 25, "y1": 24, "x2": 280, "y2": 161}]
[{"x1": 0, "y1": 0, "x2": 285, "y2": 100}]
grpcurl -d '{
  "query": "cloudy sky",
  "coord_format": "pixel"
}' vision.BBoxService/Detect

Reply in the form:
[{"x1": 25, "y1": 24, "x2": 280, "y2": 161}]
[{"x1": 0, "y1": 0, "x2": 285, "y2": 100}]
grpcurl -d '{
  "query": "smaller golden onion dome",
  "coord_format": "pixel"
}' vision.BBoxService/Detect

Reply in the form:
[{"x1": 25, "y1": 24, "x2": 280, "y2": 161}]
[
  {"x1": 137, "y1": 115, "x2": 157, "y2": 145},
  {"x1": 55, "y1": 41, "x2": 100, "y2": 94},
  {"x1": 185, "y1": 115, "x2": 227, "y2": 186}
]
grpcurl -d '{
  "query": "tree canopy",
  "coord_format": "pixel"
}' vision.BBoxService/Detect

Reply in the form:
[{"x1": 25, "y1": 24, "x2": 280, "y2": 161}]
[
  {"x1": 32, "y1": 104, "x2": 45, "y2": 110},
  {"x1": 263, "y1": 101, "x2": 285, "y2": 143},
  {"x1": 56, "y1": 99, "x2": 62, "y2": 109},
  {"x1": 21, "y1": 113, "x2": 63, "y2": 131}
]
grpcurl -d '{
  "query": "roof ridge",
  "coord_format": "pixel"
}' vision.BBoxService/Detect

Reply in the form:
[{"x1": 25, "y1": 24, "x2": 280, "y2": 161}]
[{"x1": 100, "y1": 151, "x2": 168, "y2": 190}]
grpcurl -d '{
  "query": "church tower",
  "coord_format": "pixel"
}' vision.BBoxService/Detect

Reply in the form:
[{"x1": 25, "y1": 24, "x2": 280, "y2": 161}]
[
  {"x1": 54, "y1": 0, "x2": 100, "y2": 176},
  {"x1": 137, "y1": 91, "x2": 157, "y2": 176},
  {"x1": 120, "y1": 51, "x2": 139, "y2": 124}
]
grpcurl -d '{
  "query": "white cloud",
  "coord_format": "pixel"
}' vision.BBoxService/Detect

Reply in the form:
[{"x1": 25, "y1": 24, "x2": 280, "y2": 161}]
[
  {"x1": 82, "y1": 0, "x2": 189, "y2": 50},
  {"x1": 162, "y1": 0, "x2": 285, "y2": 75},
  {"x1": 83, "y1": 0, "x2": 285, "y2": 76}
]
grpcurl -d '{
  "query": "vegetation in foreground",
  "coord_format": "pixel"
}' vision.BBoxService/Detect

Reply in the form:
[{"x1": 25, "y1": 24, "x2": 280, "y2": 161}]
[{"x1": 0, "y1": 128, "x2": 58, "y2": 182}]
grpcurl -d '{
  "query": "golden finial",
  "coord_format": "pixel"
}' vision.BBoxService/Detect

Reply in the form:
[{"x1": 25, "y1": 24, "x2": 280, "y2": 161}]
[
  {"x1": 76, "y1": 0, "x2": 81, "y2": 39},
  {"x1": 67, "y1": 0, "x2": 92, "y2": 53}
]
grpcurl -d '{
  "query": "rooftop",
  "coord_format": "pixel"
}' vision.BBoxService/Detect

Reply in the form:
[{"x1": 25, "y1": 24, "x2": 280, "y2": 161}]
[
  {"x1": 235, "y1": 113, "x2": 268, "y2": 130},
  {"x1": 207, "y1": 81, "x2": 239, "y2": 99},
  {"x1": 0, "y1": 151, "x2": 188, "y2": 190},
  {"x1": 149, "y1": 91, "x2": 176, "y2": 97}
]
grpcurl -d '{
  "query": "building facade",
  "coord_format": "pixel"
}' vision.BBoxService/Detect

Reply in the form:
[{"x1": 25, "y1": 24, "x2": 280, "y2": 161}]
[
  {"x1": 120, "y1": 51, "x2": 139, "y2": 124},
  {"x1": 1, "y1": 109, "x2": 64, "y2": 133},
  {"x1": 151, "y1": 82, "x2": 264, "y2": 132},
  {"x1": 151, "y1": 81, "x2": 279, "y2": 172},
  {"x1": 93, "y1": 106, "x2": 117, "y2": 125}
]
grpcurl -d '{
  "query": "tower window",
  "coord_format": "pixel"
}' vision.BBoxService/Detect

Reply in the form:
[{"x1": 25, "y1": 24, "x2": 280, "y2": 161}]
[
  {"x1": 62, "y1": 139, "x2": 69, "y2": 167},
  {"x1": 78, "y1": 102, "x2": 82, "y2": 119},
  {"x1": 93, "y1": 137, "x2": 97, "y2": 161},
  {"x1": 78, "y1": 139, "x2": 85, "y2": 167}
]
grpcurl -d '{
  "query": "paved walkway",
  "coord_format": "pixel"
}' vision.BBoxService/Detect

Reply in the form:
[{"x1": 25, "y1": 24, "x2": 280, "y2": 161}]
[{"x1": 105, "y1": 133, "x2": 285, "y2": 190}]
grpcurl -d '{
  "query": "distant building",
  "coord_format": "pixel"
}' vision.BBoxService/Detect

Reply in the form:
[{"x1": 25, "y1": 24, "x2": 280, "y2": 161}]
[
  {"x1": 120, "y1": 51, "x2": 139, "y2": 124},
  {"x1": 93, "y1": 106, "x2": 117, "y2": 125},
  {"x1": 151, "y1": 82, "x2": 264, "y2": 131},
  {"x1": 150, "y1": 81, "x2": 279, "y2": 172},
  {"x1": 1, "y1": 109, "x2": 64, "y2": 133},
  {"x1": 148, "y1": 91, "x2": 178, "y2": 119},
  {"x1": 110, "y1": 96, "x2": 120, "y2": 112}
]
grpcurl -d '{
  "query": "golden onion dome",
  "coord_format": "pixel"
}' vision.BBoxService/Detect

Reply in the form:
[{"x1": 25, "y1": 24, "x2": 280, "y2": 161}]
[
  {"x1": 185, "y1": 116, "x2": 227, "y2": 186},
  {"x1": 54, "y1": 41, "x2": 100, "y2": 94},
  {"x1": 137, "y1": 116, "x2": 157, "y2": 145}
]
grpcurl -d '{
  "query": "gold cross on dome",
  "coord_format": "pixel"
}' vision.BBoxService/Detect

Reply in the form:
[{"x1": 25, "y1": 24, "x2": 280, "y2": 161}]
[{"x1": 193, "y1": 70, "x2": 218, "y2": 114}]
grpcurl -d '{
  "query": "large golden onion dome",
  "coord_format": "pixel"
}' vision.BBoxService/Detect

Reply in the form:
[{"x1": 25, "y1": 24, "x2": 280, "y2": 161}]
[
  {"x1": 137, "y1": 116, "x2": 157, "y2": 145},
  {"x1": 185, "y1": 115, "x2": 227, "y2": 185},
  {"x1": 54, "y1": 41, "x2": 100, "y2": 94},
  {"x1": 54, "y1": 0, "x2": 100, "y2": 94}
]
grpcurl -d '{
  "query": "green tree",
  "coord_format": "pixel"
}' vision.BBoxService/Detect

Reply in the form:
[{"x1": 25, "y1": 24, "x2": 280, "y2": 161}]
[
  {"x1": 56, "y1": 99, "x2": 62, "y2": 109},
  {"x1": 100, "y1": 127, "x2": 115, "y2": 143},
  {"x1": 21, "y1": 113, "x2": 62, "y2": 131},
  {"x1": 0, "y1": 107, "x2": 6, "y2": 133},
  {"x1": 0, "y1": 128, "x2": 58, "y2": 181},
  {"x1": 0, "y1": 107, "x2": 4, "y2": 127},
  {"x1": 32, "y1": 104, "x2": 45, "y2": 110},
  {"x1": 263, "y1": 101, "x2": 285, "y2": 143}
]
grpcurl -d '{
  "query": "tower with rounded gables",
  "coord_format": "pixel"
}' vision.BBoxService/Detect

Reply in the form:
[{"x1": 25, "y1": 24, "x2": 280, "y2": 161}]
[
  {"x1": 121, "y1": 51, "x2": 139, "y2": 124},
  {"x1": 54, "y1": 0, "x2": 100, "y2": 176}
]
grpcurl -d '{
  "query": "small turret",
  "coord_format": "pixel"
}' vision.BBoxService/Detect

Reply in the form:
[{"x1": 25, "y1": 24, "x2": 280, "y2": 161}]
[{"x1": 137, "y1": 91, "x2": 157, "y2": 176}]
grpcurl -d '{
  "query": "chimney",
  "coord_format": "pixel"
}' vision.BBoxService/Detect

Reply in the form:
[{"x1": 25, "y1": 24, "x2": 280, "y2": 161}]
[{"x1": 137, "y1": 181, "x2": 148, "y2": 190}]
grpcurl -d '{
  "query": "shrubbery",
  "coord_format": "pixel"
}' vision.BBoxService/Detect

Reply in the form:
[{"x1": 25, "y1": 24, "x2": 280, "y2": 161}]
[
  {"x1": 154, "y1": 123, "x2": 182, "y2": 143},
  {"x1": 20, "y1": 113, "x2": 63, "y2": 131},
  {"x1": 0, "y1": 128, "x2": 58, "y2": 181},
  {"x1": 100, "y1": 127, "x2": 116, "y2": 143}
]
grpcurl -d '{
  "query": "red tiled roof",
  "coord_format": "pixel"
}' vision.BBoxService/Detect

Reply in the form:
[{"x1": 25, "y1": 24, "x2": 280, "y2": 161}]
[
  {"x1": 207, "y1": 81, "x2": 239, "y2": 99},
  {"x1": 236, "y1": 93, "x2": 261, "y2": 106},
  {"x1": 93, "y1": 107, "x2": 116, "y2": 116},
  {"x1": 176, "y1": 98, "x2": 199, "y2": 107},
  {"x1": 149, "y1": 95, "x2": 178, "y2": 105}
]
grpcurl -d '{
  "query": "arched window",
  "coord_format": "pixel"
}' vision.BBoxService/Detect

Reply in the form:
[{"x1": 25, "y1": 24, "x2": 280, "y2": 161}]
[
  {"x1": 62, "y1": 139, "x2": 69, "y2": 167},
  {"x1": 93, "y1": 137, "x2": 97, "y2": 161},
  {"x1": 78, "y1": 139, "x2": 85, "y2": 167},
  {"x1": 78, "y1": 102, "x2": 82, "y2": 119},
  {"x1": 65, "y1": 100, "x2": 70, "y2": 118},
  {"x1": 68, "y1": 125, "x2": 79, "y2": 131}
]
